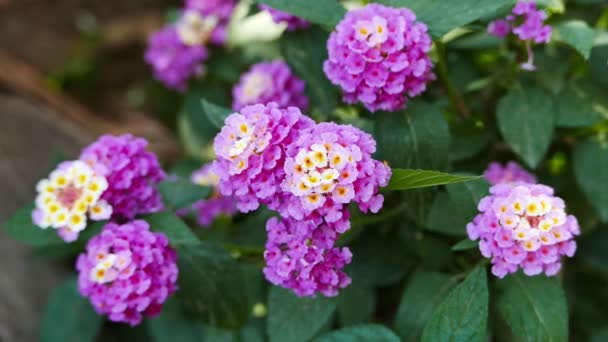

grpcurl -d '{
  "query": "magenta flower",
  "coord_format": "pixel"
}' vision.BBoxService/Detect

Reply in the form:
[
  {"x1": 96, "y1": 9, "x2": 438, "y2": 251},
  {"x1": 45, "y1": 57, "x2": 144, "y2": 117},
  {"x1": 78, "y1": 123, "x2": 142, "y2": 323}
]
[
  {"x1": 76, "y1": 220, "x2": 178, "y2": 326},
  {"x1": 259, "y1": 5, "x2": 310, "y2": 31},
  {"x1": 483, "y1": 161, "x2": 537, "y2": 185},
  {"x1": 263, "y1": 217, "x2": 352, "y2": 297},
  {"x1": 487, "y1": 0, "x2": 552, "y2": 70},
  {"x1": 185, "y1": 0, "x2": 236, "y2": 45},
  {"x1": 144, "y1": 24, "x2": 208, "y2": 91},
  {"x1": 80, "y1": 134, "x2": 166, "y2": 220},
  {"x1": 276, "y1": 122, "x2": 391, "y2": 233},
  {"x1": 467, "y1": 182, "x2": 579, "y2": 278},
  {"x1": 232, "y1": 61, "x2": 309, "y2": 111},
  {"x1": 190, "y1": 163, "x2": 237, "y2": 226},
  {"x1": 324, "y1": 3, "x2": 435, "y2": 112},
  {"x1": 213, "y1": 103, "x2": 315, "y2": 213}
]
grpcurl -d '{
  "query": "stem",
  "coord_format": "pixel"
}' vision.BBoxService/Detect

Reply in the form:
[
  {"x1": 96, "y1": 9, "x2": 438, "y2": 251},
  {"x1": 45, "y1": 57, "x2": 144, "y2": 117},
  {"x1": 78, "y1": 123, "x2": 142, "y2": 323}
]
[{"x1": 435, "y1": 40, "x2": 471, "y2": 119}]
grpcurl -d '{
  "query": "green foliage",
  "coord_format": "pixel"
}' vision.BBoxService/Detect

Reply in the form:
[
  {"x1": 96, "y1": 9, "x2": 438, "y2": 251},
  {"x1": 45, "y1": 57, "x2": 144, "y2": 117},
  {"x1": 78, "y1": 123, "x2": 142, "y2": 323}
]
[
  {"x1": 256, "y1": 0, "x2": 346, "y2": 29},
  {"x1": 496, "y1": 273, "x2": 568, "y2": 341},
  {"x1": 158, "y1": 177, "x2": 210, "y2": 210},
  {"x1": 146, "y1": 299, "x2": 204, "y2": 342},
  {"x1": 336, "y1": 282, "x2": 376, "y2": 327},
  {"x1": 554, "y1": 20, "x2": 596, "y2": 59},
  {"x1": 40, "y1": 277, "x2": 103, "y2": 342},
  {"x1": 574, "y1": 139, "x2": 608, "y2": 223},
  {"x1": 386, "y1": 169, "x2": 482, "y2": 191},
  {"x1": 313, "y1": 324, "x2": 401, "y2": 342},
  {"x1": 3, "y1": 203, "x2": 64, "y2": 246}
]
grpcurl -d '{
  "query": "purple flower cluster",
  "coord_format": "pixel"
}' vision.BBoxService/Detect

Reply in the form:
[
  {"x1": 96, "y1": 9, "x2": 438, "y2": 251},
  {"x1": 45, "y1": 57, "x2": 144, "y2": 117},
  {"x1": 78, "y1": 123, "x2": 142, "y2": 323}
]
[
  {"x1": 232, "y1": 61, "x2": 309, "y2": 111},
  {"x1": 324, "y1": 3, "x2": 434, "y2": 112},
  {"x1": 467, "y1": 183, "x2": 579, "y2": 278},
  {"x1": 190, "y1": 163, "x2": 237, "y2": 226},
  {"x1": 80, "y1": 134, "x2": 166, "y2": 220},
  {"x1": 484, "y1": 161, "x2": 537, "y2": 185},
  {"x1": 488, "y1": 0, "x2": 552, "y2": 70},
  {"x1": 264, "y1": 217, "x2": 352, "y2": 297},
  {"x1": 76, "y1": 220, "x2": 178, "y2": 326},
  {"x1": 259, "y1": 5, "x2": 309, "y2": 31},
  {"x1": 212, "y1": 102, "x2": 391, "y2": 296},
  {"x1": 185, "y1": 0, "x2": 236, "y2": 45}
]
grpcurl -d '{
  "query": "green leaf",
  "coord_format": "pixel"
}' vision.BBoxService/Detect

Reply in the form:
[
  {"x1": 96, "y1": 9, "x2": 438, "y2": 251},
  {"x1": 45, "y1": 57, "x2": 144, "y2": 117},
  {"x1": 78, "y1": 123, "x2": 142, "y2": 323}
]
[
  {"x1": 421, "y1": 265, "x2": 488, "y2": 342},
  {"x1": 256, "y1": 0, "x2": 346, "y2": 29},
  {"x1": 376, "y1": 0, "x2": 514, "y2": 38},
  {"x1": 556, "y1": 83, "x2": 604, "y2": 127},
  {"x1": 281, "y1": 27, "x2": 339, "y2": 116},
  {"x1": 158, "y1": 177, "x2": 210, "y2": 210},
  {"x1": 145, "y1": 212, "x2": 201, "y2": 248},
  {"x1": 178, "y1": 94, "x2": 222, "y2": 159},
  {"x1": 267, "y1": 287, "x2": 337, "y2": 342},
  {"x1": 375, "y1": 101, "x2": 450, "y2": 171},
  {"x1": 3, "y1": 203, "x2": 64, "y2": 246},
  {"x1": 40, "y1": 277, "x2": 103, "y2": 342},
  {"x1": 176, "y1": 242, "x2": 250, "y2": 329},
  {"x1": 336, "y1": 283, "x2": 376, "y2": 327},
  {"x1": 386, "y1": 169, "x2": 482, "y2": 191},
  {"x1": 497, "y1": 87, "x2": 555, "y2": 168},
  {"x1": 32, "y1": 221, "x2": 104, "y2": 259},
  {"x1": 147, "y1": 299, "x2": 204, "y2": 342},
  {"x1": 451, "y1": 239, "x2": 479, "y2": 251},
  {"x1": 577, "y1": 225, "x2": 608, "y2": 271},
  {"x1": 496, "y1": 273, "x2": 568, "y2": 342},
  {"x1": 554, "y1": 20, "x2": 596, "y2": 59},
  {"x1": 394, "y1": 272, "x2": 458, "y2": 341},
  {"x1": 574, "y1": 140, "x2": 608, "y2": 222},
  {"x1": 201, "y1": 99, "x2": 232, "y2": 129},
  {"x1": 313, "y1": 324, "x2": 401, "y2": 342}
]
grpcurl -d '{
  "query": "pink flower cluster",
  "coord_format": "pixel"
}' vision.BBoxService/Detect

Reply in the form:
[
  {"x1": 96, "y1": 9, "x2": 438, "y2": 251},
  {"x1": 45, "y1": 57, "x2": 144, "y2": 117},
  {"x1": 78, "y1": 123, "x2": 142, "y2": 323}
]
[
  {"x1": 80, "y1": 134, "x2": 166, "y2": 220},
  {"x1": 467, "y1": 183, "x2": 579, "y2": 278},
  {"x1": 232, "y1": 60, "x2": 309, "y2": 111},
  {"x1": 212, "y1": 102, "x2": 391, "y2": 296},
  {"x1": 259, "y1": 5, "x2": 309, "y2": 31},
  {"x1": 488, "y1": 0, "x2": 552, "y2": 70},
  {"x1": 484, "y1": 161, "x2": 537, "y2": 185},
  {"x1": 264, "y1": 217, "x2": 352, "y2": 297},
  {"x1": 76, "y1": 220, "x2": 178, "y2": 326},
  {"x1": 324, "y1": 3, "x2": 434, "y2": 112},
  {"x1": 190, "y1": 163, "x2": 237, "y2": 226}
]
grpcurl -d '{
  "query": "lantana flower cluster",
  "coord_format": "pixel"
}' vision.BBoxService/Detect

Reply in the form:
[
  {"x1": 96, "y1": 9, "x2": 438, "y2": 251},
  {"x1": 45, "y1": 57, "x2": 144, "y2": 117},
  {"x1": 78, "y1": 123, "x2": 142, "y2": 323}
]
[
  {"x1": 469, "y1": 171, "x2": 579, "y2": 278},
  {"x1": 76, "y1": 220, "x2": 178, "y2": 326},
  {"x1": 259, "y1": 5, "x2": 309, "y2": 31},
  {"x1": 232, "y1": 60, "x2": 309, "y2": 111},
  {"x1": 212, "y1": 102, "x2": 391, "y2": 296},
  {"x1": 145, "y1": 0, "x2": 236, "y2": 90},
  {"x1": 324, "y1": 3, "x2": 435, "y2": 112},
  {"x1": 484, "y1": 161, "x2": 537, "y2": 185},
  {"x1": 488, "y1": 0, "x2": 552, "y2": 70}
]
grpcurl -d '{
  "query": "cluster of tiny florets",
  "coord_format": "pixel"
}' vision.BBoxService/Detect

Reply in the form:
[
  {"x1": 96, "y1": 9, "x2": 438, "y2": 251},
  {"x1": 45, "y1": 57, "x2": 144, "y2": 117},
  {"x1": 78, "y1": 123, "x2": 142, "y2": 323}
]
[
  {"x1": 484, "y1": 161, "x2": 537, "y2": 185},
  {"x1": 259, "y1": 5, "x2": 310, "y2": 31},
  {"x1": 324, "y1": 3, "x2": 435, "y2": 112}
]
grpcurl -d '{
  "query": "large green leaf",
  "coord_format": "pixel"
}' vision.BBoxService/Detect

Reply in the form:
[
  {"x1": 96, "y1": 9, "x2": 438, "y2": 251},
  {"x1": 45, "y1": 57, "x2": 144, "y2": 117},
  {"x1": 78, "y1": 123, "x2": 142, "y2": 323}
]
[
  {"x1": 40, "y1": 277, "x2": 103, "y2": 342},
  {"x1": 256, "y1": 0, "x2": 346, "y2": 29},
  {"x1": 176, "y1": 242, "x2": 249, "y2": 329},
  {"x1": 497, "y1": 87, "x2": 555, "y2": 168},
  {"x1": 573, "y1": 140, "x2": 608, "y2": 222},
  {"x1": 281, "y1": 27, "x2": 339, "y2": 116},
  {"x1": 376, "y1": 0, "x2": 514, "y2": 37},
  {"x1": 145, "y1": 212, "x2": 201, "y2": 248},
  {"x1": 267, "y1": 287, "x2": 337, "y2": 342},
  {"x1": 313, "y1": 324, "x2": 401, "y2": 342},
  {"x1": 496, "y1": 273, "x2": 568, "y2": 341},
  {"x1": 3, "y1": 203, "x2": 64, "y2": 246},
  {"x1": 336, "y1": 282, "x2": 376, "y2": 327},
  {"x1": 158, "y1": 177, "x2": 210, "y2": 210},
  {"x1": 556, "y1": 83, "x2": 604, "y2": 127},
  {"x1": 147, "y1": 299, "x2": 204, "y2": 342},
  {"x1": 421, "y1": 265, "x2": 488, "y2": 342},
  {"x1": 554, "y1": 20, "x2": 596, "y2": 59},
  {"x1": 386, "y1": 169, "x2": 482, "y2": 191},
  {"x1": 394, "y1": 272, "x2": 458, "y2": 341},
  {"x1": 375, "y1": 102, "x2": 450, "y2": 171}
]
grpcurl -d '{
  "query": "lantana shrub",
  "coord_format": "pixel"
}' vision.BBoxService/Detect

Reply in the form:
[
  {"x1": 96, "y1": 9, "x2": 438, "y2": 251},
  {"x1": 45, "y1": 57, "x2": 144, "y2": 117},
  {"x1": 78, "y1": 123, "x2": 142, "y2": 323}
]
[{"x1": 5, "y1": 0, "x2": 608, "y2": 341}]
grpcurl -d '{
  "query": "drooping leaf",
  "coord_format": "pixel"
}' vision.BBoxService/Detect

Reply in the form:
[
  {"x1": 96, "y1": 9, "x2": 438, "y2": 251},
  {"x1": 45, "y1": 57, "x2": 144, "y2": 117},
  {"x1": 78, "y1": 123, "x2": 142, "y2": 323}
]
[
  {"x1": 421, "y1": 265, "x2": 488, "y2": 342},
  {"x1": 573, "y1": 140, "x2": 608, "y2": 222},
  {"x1": 145, "y1": 212, "x2": 201, "y2": 248},
  {"x1": 496, "y1": 273, "x2": 568, "y2": 341},
  {"x1": 386, "y1": 169, "x2": 482, "y2": 191},
  {"x1": 267, "y1": 287, "x2": 337, "y2": 342},
  {"x1": 40, "y1": 277, "x2": 103, "y2": 342},
  {"x1": 394, "y1": 272, "x2": 458, "y2": 341},
  {"x1": 281, "y1": 27, "x2": 339, "y2": 116},
  {"x1": 376, "y1": 0, "x2": 514, "y2": 38},
  {"x1": 554, "y1": 20, "x2": 596, "y2": 59},
  {"x1": 147, "y1": 298, "x2": 204, "y2": 342},
  {"x1": 256, "y1": 0, "x2": 346, "y2": 29},
  {"x1": 176, "y1": 242, "x2": 249, "y2": 329},
  {"x1": 313, "y1": 324, "x2": 401, "y2": 342},
  {"x1": 497, "y1": 87, "x2": 555, "y2": 168},
  {"x1": 158, "y1": 177, "x2": 210, "y2": 210}
]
